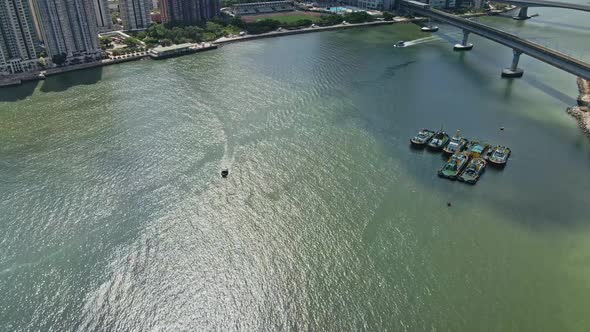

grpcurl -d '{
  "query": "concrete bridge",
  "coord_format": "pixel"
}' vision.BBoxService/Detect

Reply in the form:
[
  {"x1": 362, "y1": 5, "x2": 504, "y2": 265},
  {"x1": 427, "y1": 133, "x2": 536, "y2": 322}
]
[
  {"x1": 402, "y1": 1, "x2": 590, "y2": 80},
  {"x1": 491, "y1": 0, "x2": 590, "y2": 19}
]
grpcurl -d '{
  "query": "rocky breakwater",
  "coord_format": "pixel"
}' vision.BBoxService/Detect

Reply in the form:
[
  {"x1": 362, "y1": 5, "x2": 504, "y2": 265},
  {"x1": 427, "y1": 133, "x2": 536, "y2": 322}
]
[{"x1": 567, "y1": 77, "x2": 590, "y2": 137}]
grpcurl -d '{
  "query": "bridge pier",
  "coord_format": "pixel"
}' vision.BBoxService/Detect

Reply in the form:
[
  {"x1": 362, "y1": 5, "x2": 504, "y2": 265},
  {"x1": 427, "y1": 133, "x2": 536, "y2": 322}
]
[
  {"x1": 512, "y1": 7, "x2": 531, "y2": 20},
  {"x1": 453, "y1": 30, "x2": 473, "y2": 51},
  {"x1": 502, "y1": 49, "x2": 525, "y2": 78}
]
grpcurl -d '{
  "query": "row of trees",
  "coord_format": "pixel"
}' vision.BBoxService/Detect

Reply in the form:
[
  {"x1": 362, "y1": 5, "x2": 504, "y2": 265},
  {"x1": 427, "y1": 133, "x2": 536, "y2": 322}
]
[
  {"x1": 382, "y1": 11, "x2": 394, "y2": 21},
  {"x1": 111, "y1": 47, "x2": 147, "y2": 56},
  {"x1": 117, "y1": 11, "x2": 377, "y2": 48},
  {"x1": 134, "y1": 19, "x2": 242, "y2": 46},
  {"x1": 100, "y1": 36, "x2": 143, "y2": 49},
  {"x1": 246, "y1": 12, "x2": 375, "y2": 34}
]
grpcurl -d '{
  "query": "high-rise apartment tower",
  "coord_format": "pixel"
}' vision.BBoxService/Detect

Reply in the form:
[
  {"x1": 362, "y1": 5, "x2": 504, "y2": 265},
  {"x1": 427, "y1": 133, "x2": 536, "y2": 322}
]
[{"x1": 0, "y1": 0, "x2": 40, "y2": 74}]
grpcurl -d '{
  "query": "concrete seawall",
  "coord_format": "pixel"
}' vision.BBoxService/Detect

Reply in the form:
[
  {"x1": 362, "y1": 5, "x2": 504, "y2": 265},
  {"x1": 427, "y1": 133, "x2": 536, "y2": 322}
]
[
  {"x1": 0, "y1": 56, "x2": 148, "y2": 88},
  {"x1": 45, "y1": 56, "x2": 148, "y2": 76}
]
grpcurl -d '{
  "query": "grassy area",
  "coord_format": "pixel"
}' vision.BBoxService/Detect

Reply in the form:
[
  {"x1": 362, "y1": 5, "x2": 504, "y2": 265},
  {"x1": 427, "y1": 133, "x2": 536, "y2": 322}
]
[{"x1": 255, "y1": 14, "x2": 321, "y2": 24}]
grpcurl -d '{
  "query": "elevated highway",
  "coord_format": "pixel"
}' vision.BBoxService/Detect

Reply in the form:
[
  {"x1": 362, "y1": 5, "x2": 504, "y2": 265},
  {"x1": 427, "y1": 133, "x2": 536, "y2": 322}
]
[
  {"x1": 490, "y1": 0, "x2": 590, "y2": 19},
  {"x1": 402, "y1": 1, "x2": 590, "y2": 79}
]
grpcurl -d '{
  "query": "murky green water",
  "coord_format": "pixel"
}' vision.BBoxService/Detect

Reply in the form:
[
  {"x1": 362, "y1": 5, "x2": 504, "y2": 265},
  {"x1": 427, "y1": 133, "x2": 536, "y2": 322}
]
[{"x1": 1, "y1": 9, "x2": 590, "y2": 331}]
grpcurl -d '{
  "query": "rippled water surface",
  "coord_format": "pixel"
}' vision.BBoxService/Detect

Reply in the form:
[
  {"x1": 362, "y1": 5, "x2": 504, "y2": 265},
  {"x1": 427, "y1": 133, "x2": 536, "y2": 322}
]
[{"x1": 1, "y1": 13, "x2": 590, "y2": 331}]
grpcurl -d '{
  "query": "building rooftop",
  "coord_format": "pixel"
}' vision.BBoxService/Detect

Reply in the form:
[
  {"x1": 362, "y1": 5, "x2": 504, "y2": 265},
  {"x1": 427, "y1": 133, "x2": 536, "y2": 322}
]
[{"x1": 233, "y1": 0, "x2": 293, "y2": 7}]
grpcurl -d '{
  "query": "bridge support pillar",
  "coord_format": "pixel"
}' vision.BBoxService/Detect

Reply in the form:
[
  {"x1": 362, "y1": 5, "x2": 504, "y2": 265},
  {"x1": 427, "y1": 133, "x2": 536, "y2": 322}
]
[
  {"x1": 513, "y1": 7, "x2": 531, "y2": 20},
  {"x1": 421, "y1": 19, "x2": 439, "y2": 32},
  {"x1": 502, "y1": 49, "x2": 524, "y2": 78},
  {"x1": 453, "y1": 30, "x2": 473, "y2": 51}
]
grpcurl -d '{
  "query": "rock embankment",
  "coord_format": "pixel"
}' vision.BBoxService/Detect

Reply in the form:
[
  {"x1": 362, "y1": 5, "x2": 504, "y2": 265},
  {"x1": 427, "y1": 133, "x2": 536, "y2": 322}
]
[{"x1": 567, "y1": 77, "x2": 590, "y2": 137}]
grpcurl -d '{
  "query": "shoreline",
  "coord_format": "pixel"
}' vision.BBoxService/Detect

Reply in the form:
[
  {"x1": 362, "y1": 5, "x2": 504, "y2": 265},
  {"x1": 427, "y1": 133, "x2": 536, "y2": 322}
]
[
  {"x1": 214, "y1": 18, "x2": 426, "y2": 45},
  {"x1": 0, "y1": 9, "x2": 512, "y2": 89},
  {"x1": 0, "y1": 19, "x2": 419, "y2": 88},
  {"x1": 0, "y1": 55, "x2": 148, "y2": 87},
  {"x1": 566, "y1": 77, "x2": 590, "y2": 137}
]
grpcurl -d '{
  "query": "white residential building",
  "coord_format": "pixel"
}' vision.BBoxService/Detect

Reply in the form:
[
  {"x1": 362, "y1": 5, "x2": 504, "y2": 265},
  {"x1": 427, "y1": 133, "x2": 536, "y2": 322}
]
[
  {"x1": 0, "y1": 0, "x2": 40, "y2": 74},
  {"x1": 120, "y1": 0, "x2": 152, "y2": 30},
  {"x1": 31, "y1": 0, "x2": 102, "y2": 61},
  {"x1": 94, "y1": 0, "x2": 113, "y2": 32}
]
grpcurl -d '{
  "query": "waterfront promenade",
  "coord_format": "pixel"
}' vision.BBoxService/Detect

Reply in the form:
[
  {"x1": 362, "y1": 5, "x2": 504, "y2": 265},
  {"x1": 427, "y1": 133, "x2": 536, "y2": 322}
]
[
  {"x1": 0, "y1": 9, "x2": 511, "y2": 88},
  {"x1": 214, "y1": 17, "x2": 424, "y2": 44},
  {"x1": 0, "y1": 18, "x2": 421, "y2": 88}
]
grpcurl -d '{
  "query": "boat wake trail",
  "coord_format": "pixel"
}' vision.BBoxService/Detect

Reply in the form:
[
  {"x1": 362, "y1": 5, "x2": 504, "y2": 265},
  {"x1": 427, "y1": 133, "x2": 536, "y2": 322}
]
[{"x1": 400, "y1": 36, "x2": 440, "y2": 47}]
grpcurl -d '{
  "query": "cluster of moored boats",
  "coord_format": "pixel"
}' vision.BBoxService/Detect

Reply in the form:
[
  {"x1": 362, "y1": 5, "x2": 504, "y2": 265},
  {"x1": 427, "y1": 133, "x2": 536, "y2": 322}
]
[{"x1": 410, "y1": 128, "x2": 511, "y2": 184}]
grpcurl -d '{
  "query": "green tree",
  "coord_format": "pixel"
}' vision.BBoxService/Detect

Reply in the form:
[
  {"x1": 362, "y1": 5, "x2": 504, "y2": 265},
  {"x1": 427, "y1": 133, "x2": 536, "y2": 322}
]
[
  {"x1": 202, "y1": 32, "x2": 217, "y2": 41},
  {"x1": 382, "y1": 11, "x2": 394, "y2": 21},
  {"x1": 143, "y1": 37, "x2": 159, "y2": 47},
  {"x1": 287, "y1": 19, "x2": 312, "y2": 28},
  {"x1": 51, "y1": 53, "x2": 67, "y2": 66},
  {"x1": 123, "y1": 37, "x2": 141, "y2": 47},
  {"x1": 230, "y1": 16, "x2": 246, "y2": 29},
  {"x1": 222, "y1": 24, "x2": 241, "y2": 36},
  {"x1": 319, "y1": 15, "x2": 342, "y2": 26},
  {"x1": 343, "y1": 11, "x2": 373, "y2": 24},
  {"x1": 245, "y1": 19, "x2": 280, "y2": 34},
  {"x1": 99, "y1": 36, "x2": 113, "y2": 49},
  {"x1": 111, "y1": 12, "x2": 120, "y2": 25},
  {"x1": 205, "y1": 21, "x2": 223, "y2": 34}
]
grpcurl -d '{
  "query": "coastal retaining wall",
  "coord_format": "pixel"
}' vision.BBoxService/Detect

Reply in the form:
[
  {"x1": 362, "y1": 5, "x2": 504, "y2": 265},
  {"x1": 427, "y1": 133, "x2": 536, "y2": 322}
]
[
  {"x1": 567, "y1": 77, "x2": 590, "y2": 137},
  {"x1": 45, "y1": 55, "x2": 147, "y2": 77}
]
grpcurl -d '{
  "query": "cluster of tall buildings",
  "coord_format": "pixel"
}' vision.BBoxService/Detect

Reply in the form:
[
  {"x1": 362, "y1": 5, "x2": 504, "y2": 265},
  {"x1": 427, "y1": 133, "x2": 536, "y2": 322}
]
[
  {"x1": 0, "y1": 0, "x2": 41, "y2": 73},
  {"x1": 419, "y1": 0, "x2": 479, "y2": 9},
  {"x1": 346, "y1": 0, "x2": 469, "y2": 11},
  {"x1": 160, "y1": 0, "x2": 219, "y2": 24},
  {"x1": 0, "y1": 0, "x2": 220, "y2": 76}
]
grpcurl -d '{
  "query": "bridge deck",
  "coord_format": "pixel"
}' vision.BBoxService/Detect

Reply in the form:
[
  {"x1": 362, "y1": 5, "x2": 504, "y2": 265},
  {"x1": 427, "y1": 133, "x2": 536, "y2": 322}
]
[
  {"x1": 492, "y1": 0, "x2": 590, "y2": 12},
  {"x1": 404, "y1": 3, "x2": 590, "y2": 80}
]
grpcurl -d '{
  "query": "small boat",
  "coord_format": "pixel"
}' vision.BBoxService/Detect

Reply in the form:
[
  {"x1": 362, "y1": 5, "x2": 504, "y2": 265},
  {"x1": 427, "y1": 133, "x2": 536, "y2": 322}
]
[
  {"x1": 443, "y1": 130, "x2": 468, "y2": 154},
  {"x1": 487, "y1": 145, "x2": 511, "y2": 166},
  {"x1": 221, "y1": 168, "x2": 229, "y2": 177},
  {"x1": 427, "y1": 130, "x2": 450, "y2": 151},
  {"x1": 421, "y1": 26, "x2": 439, "y2": 32},
  {"x1": 410, "y1": 128, "x2": 435, "y2": 147},
  {"x1": 394, "y1": 40, "x2": 406, "y2": 47},
  {"x1": 458, "y1": 158, "x2": 486, "y2": 184},
  {"x1": 466, "y1": 140, "x2": 490, "y2": 159},
  {"x1": 438, "y1": 152, "x2": 469, "y2": 180}
]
